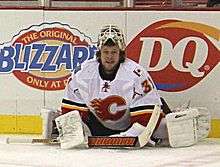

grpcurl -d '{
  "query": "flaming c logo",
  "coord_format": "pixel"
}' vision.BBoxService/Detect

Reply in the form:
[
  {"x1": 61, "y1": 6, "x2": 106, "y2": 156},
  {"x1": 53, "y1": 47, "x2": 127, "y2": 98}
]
[
  {"x1": 90, "y1": 95, "x2": 127, "y2": 121},
  {"x1": 127, "y1": 20, "x2": 220, "y2": 92}
]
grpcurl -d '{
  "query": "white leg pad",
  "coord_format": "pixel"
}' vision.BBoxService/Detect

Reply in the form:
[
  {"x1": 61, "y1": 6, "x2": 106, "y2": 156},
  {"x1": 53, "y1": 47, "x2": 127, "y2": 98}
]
[
  {"x1": 166, "y1": 108, "x2": 199, "y2": 147},
  {"x1": 40, "y1": 108, "x2": 59, "y2": 139},
  {"x1": 55, "y1": 110, "x2": 87, "y2": 149},
  {"x1": 166, "y1": 107, "x2": 210, "y2": 148},
  {"x1": 196, "y1": 107, "x2": 211, "y2": 140}
]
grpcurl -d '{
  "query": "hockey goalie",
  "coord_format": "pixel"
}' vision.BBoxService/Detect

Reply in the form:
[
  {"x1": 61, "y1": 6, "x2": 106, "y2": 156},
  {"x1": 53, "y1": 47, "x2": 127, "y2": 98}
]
[{"x1": 41, "y1": 25, "x2": 211, "y2": 149}]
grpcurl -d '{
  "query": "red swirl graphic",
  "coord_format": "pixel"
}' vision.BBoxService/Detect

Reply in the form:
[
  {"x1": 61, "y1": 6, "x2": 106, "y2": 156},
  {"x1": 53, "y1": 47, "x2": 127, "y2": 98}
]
[{"x1": 90, "y1": 95, "x2": 127, "y2": 121}]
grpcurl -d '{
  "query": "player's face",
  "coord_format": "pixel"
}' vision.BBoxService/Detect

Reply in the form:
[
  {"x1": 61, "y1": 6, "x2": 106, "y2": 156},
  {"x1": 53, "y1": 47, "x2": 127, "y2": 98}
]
[{"x1": 100, "y1": 45, "x2": 120, "y2": 73}]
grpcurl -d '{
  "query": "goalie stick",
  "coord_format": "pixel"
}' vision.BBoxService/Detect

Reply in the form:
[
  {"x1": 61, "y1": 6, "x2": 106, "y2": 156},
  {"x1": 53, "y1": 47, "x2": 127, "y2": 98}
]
[
  {"x1": 5, "y1": 105, "x2": 161, "y2": 148},
  {"x1": 89, "y1": 104, "x2": 161, "y2": 148}
]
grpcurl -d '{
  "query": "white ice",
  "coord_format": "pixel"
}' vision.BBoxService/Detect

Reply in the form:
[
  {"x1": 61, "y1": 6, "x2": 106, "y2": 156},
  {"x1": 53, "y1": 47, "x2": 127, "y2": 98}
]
[{"x1": 0, "y1": 137, "x2": 219, "y2": 167}]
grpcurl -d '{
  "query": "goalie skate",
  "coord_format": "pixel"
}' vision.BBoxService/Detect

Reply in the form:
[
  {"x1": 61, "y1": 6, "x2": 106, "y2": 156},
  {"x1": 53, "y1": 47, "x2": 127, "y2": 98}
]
[{"x1": 55, "y1": 111, "x2": 87, "y2": 149}]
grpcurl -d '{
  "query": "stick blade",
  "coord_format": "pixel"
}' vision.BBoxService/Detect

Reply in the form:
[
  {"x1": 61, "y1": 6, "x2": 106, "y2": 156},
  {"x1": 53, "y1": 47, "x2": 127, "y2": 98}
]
[{"x1": 88, "y1": 136, "x2": 137, "y2": 147}]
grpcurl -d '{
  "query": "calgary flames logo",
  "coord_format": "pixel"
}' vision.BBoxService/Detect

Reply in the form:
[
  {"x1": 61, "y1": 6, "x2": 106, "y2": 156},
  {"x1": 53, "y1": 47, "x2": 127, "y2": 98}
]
[{"x1": 90, "y1": 95, "x2": 127, "y2": 121}]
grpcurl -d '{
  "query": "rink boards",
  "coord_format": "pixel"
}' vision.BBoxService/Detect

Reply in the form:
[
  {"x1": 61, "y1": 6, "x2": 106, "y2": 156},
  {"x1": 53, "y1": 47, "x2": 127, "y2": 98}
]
[{"x1": 0, "y1": 9, "x2": 219, "y2": 137}]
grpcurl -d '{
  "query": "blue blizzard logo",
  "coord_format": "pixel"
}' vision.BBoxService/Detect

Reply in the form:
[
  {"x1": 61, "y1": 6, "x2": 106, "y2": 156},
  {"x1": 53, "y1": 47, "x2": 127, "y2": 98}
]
[
  {"x1": 0, "y1": 43, "x2": 97, "y2": 73},
  {"x1": 0, "y1": 22, "x2": 97, "y2": 91}
]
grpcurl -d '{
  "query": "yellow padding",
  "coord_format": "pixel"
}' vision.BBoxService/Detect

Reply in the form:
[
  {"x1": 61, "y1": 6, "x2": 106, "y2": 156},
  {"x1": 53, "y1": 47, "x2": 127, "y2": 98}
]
[
  {"x1": 209, "y1": 119, "x2": 220, "y2": 138},
  {"x1": 0, "y1": 115, "x2": 42, "y2": 134},
  {"x1": 0, "y1": 115, "x2": 219, "y2": 138},
  {"x1": 17, "y1": 116, "x2": 42, "y2": 134},
  {"x1": 0, "y1": 115, "x2": 17, "y2": 133}
]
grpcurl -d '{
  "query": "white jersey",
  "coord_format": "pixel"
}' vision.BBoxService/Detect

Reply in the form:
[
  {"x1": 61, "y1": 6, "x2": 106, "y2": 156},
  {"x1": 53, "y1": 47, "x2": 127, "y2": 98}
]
[{"x1": 62, "y1": 58, "x2": 161, "y2": 131}]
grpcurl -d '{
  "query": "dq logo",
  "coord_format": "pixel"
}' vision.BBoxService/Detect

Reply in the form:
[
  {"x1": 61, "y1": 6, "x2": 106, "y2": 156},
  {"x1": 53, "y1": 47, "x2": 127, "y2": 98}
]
[
  {"x1": 0, "y1": 22, "x2": 97, "y2": 90},
  {"x1": 127, "y1": 20, "x2": 220, "y2": 92}
]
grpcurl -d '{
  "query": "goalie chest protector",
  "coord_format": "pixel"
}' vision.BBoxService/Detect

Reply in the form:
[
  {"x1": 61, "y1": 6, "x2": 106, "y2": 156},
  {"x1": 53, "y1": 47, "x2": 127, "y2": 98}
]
[{"x1": 69, "y1": 59, "x2": 161, "y2": 131}]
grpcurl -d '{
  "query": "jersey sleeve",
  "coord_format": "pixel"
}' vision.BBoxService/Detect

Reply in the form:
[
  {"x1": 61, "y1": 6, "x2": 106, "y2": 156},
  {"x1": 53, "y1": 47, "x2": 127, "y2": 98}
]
[
  {"x1": 61, "y1": 73, "x2": 89, "y2": 121},
  {"x1": 129, "y1": 65, "x2": 163, "y2": 126}
]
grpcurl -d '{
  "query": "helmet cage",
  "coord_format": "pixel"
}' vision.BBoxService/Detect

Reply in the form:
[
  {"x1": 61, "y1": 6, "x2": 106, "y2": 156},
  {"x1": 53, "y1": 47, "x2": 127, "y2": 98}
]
[{"x1": 97, "y1": 25, "x2": 126, "y2": 51}]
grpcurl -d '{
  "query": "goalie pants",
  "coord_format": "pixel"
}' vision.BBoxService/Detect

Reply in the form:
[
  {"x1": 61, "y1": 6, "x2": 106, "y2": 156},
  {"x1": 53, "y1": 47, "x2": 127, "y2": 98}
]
[
  {"x1": 80, "y1": 97, "x2": 171, "y2": 136},
  {"x1": 84, "y1": 112, "x2": 126, "y2": 136}
]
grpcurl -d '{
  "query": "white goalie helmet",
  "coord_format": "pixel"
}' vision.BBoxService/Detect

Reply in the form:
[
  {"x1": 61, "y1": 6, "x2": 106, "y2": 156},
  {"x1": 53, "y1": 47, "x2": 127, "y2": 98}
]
[{"x1": 97, "y1": 25, "x2": 126, "y2": 51}]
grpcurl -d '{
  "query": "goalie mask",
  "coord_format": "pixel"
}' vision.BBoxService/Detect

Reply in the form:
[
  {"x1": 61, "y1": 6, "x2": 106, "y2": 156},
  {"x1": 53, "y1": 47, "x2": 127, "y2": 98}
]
[{"x1": 97, "y1": 25, "x2": 126, "y2": 51}]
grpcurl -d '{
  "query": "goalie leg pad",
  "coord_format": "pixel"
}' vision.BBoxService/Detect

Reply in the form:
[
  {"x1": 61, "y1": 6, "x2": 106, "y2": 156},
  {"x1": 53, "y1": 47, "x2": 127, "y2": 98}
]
[
  {"x1": 41, "y1": 108, "x2": 60, "y2": 139},
  {"x1": 196, "y1": 107, "x2": 211, "y2": 140},
  {"x1": 166, "y1": 108, "x2": 199, "y2": 147},
  {"x1": 166, "y1": 107, "x2": 210, "y2": 148},
  {"x1": 55, "y1": 110, "x2": 87, "y2": 149}
]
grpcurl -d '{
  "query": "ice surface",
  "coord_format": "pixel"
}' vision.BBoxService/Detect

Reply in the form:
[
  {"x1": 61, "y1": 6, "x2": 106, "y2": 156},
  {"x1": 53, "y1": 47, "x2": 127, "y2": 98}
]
[{"x1": 0, "y1": 137, "x2": 219, "y2": 167}]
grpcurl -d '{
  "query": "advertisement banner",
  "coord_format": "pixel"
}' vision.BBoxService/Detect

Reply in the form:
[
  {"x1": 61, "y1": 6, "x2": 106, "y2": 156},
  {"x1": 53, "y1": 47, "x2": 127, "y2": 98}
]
[{"x1": 0, "y1": 10, "x2": 219, "y2": 136}]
